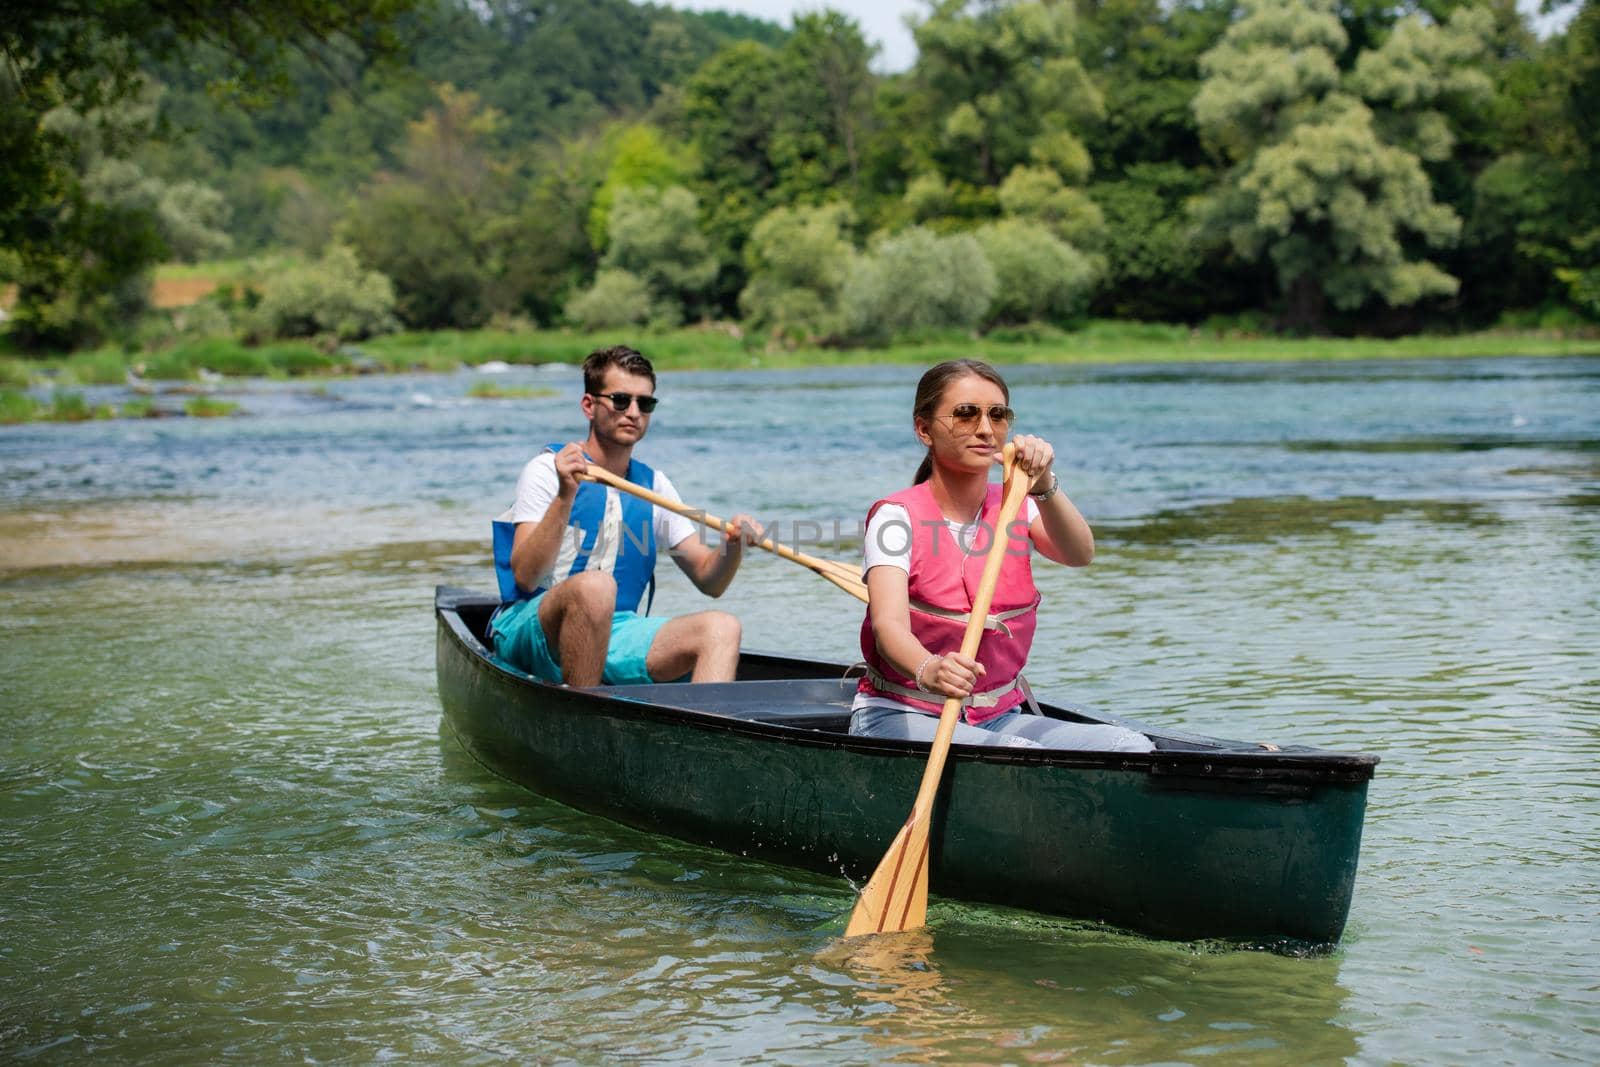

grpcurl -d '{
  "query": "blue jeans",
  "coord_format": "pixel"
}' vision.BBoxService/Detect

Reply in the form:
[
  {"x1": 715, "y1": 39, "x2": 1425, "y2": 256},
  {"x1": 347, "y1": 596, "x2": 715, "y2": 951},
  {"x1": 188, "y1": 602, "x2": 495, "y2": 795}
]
[{"x1": 849, "y1": 701, "x2": 1154, "y2": 752}]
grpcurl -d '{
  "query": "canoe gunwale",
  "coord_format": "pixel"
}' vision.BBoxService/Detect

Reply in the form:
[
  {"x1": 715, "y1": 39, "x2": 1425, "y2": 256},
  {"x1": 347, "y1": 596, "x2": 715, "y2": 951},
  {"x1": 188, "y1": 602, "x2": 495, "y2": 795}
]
[{"x1": 435, "y1": 586, "x2": 1378, "y2": 785}]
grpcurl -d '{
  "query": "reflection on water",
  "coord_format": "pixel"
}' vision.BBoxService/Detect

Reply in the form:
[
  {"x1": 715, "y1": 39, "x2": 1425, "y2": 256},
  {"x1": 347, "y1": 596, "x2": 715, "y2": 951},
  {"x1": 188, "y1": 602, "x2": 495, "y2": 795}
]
[
  {"x1": 1103, "y1": 494, "x2": 1501, "y2": 545},
  {"x1": 3, "y1": 357, "x2": 1598, "y2": 1062},
  {"x1": 820, "y1": 930, "x2": 969, "y2": 1031}
]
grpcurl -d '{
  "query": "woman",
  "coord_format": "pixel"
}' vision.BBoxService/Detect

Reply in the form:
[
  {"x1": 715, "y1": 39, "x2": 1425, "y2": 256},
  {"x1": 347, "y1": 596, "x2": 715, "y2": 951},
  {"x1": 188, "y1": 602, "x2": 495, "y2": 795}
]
[{"x1": 851, "y1": 359, "x2": 1153, "y2": 752}]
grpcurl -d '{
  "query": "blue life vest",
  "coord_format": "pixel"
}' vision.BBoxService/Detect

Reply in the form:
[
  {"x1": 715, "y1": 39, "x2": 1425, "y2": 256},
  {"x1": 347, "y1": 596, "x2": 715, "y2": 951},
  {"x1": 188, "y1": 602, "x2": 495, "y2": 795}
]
[{"x1": 492, "y1": 445, "x2": 658, "y2": 613}]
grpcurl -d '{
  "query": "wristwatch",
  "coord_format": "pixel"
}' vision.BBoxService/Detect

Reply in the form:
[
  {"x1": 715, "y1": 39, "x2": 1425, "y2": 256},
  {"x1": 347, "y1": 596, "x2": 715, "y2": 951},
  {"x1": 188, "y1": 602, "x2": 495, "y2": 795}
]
[{"x1": 1029, "y1": 473, "x2": 1060, "y2": 501}]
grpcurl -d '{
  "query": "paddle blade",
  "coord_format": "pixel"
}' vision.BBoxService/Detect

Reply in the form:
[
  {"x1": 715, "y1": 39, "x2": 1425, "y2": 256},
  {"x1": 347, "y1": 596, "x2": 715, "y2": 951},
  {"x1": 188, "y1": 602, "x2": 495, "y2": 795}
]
[{"x1": 845, "y1": 813, "x2": 931, "y2": 937}]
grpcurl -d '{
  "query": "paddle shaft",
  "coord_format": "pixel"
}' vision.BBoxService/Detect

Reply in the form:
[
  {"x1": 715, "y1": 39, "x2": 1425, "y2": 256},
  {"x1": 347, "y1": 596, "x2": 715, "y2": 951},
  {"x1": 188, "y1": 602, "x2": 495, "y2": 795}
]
[
  {"x1": 845, "y1": 448, "x2": 1033, "y2": 937},
  {"x1": 580, "y1": 464, "x2": 868, "y2": 603}
]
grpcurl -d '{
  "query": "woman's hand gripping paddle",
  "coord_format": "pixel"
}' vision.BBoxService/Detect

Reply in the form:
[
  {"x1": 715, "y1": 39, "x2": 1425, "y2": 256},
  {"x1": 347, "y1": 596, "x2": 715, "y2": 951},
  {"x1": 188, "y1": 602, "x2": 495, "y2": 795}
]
[{"x1": 845, "y1": 444, "x2": 1032, "y2": 938}]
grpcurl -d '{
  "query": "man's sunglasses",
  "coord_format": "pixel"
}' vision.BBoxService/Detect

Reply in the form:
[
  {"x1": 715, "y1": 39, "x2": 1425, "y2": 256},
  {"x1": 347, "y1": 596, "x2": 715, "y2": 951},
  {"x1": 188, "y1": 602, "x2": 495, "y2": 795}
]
[
  {"x1": 590, "y1": 391, "x2": 659, "y2": 414},
  {"x1": 939, "y1": 403, "x2": 1014, "y2": 434}
]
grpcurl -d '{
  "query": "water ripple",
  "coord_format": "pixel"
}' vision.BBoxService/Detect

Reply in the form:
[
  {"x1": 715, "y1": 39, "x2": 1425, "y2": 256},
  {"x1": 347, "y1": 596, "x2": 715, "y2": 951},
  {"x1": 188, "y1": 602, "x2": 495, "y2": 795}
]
[{"x1": 3, "y1": 357, "x2": 1598, "y2": 1063}]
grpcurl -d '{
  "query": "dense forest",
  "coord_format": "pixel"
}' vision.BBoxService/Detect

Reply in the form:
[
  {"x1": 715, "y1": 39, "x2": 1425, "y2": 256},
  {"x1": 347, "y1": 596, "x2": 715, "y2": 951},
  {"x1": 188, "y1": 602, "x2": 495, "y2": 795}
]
[{"x1": 4, "y1": 0, "x2": 1598, "y2": 353}]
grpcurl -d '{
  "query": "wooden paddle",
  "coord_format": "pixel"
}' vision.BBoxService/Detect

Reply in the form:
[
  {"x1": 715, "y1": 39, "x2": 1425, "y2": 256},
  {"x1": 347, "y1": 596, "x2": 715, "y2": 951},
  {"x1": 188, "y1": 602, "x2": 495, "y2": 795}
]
[
  {"x1": 579, "y1": 463, "x2": 869, "y2": 603},
  {"x1": 845, "y1": 443, "x2": 1031, "y2": 938}
]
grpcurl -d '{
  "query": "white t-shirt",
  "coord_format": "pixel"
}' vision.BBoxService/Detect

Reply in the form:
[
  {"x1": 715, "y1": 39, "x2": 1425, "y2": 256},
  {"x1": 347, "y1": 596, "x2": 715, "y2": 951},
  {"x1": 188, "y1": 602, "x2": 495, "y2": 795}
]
[
  {"x1": 861, "y1": 499, "x2": 1040, "y2": 575},
  {"x1": 500, "y1": 452, "x2": 698, "y2": 591}
]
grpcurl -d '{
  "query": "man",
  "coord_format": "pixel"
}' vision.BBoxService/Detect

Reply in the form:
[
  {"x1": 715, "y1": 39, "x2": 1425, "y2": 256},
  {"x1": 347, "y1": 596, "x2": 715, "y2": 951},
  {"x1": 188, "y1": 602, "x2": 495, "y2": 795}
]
[{"x1": 489, "y1": 345, "x2": 762, "y2": 686}]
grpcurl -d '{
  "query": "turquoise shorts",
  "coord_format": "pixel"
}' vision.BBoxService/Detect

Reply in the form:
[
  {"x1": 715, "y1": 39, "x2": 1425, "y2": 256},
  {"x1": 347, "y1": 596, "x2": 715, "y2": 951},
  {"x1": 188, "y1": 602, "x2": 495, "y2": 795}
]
[{"x1": 489, "y1": 593, "x2": 671, "y2": 686}]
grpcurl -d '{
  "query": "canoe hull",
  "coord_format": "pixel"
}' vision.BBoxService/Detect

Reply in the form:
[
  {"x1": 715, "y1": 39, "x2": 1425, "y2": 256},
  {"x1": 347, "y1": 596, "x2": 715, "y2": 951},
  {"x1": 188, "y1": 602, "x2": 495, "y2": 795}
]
[{"x1": 436, "y1": 589, "x2": 1374, "y2": 943}]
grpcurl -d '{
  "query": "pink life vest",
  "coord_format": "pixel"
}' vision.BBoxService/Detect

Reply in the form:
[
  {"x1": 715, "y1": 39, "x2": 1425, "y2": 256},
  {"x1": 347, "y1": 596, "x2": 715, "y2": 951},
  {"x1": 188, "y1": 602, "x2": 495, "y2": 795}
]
[{"x1": 857, "y1": 480, "x2": 1040, "y2": 724}]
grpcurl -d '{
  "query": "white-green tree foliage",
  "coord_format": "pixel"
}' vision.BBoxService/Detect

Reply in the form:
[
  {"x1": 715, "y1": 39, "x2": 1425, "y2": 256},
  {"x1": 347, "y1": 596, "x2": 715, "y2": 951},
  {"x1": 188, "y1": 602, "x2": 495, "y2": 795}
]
[
  {"x1": 1192, "y1": 0, "x2": 1492, "y2": 322},
  {"x1": 842, "y1": 227, "x2": 996, "y2": 342},
  {"x1": 45, "y1": 82, "x2": 232, "y2": 264},
  {"x1": 997, "y1": 165, "x2": 1106, "y2": 252},
  {"x1": 564, "y1": 269, "x2": 659, "y2": 330},
  {"x1": 600, "y1": 185, "x2": 719, "y2": 321},
  {"x1": 738, "y1": 202, "x2": 856, "y2": 342},
  {"x1": 255, "y1": 244, "x2": 398, "y2": 341},
  {"x1": 975, "y1": 219, "x2": 1097, "y2": 325}
]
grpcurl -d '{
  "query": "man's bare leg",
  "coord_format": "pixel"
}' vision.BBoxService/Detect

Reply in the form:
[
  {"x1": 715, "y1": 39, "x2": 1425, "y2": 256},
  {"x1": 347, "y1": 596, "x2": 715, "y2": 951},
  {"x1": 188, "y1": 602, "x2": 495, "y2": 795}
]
[
  {"x1": 537, "y1": 571, "x2": 617, "y2": 686},
  {"x1": 645, "y1": 611, "x2": 742, "y2": 683}
]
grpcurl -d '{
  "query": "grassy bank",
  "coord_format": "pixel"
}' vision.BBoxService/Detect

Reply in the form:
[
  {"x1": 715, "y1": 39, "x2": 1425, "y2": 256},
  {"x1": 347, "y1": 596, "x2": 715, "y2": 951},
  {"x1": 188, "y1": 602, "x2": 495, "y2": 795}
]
[
  {"x1": 4, "y1": 321, "x2": 1599, "y2": 400},
  {"x1": 362, "y1": 320, "x2": 1600, "y2": 371}
]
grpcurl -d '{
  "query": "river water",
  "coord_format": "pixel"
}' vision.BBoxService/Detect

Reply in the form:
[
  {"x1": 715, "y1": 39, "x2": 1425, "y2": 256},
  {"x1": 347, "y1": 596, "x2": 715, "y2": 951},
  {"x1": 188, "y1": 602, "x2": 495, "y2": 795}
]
[{"x1": 2, "y1": 356, "x2": 1596, "y2": 1063}]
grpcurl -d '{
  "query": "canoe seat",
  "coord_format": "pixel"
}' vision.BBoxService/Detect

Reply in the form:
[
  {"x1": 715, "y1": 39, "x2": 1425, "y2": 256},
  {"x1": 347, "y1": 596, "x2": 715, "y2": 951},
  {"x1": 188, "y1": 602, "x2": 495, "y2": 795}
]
[{"x1": 591, "y1": 678, "x2": 856, "y2": 733}]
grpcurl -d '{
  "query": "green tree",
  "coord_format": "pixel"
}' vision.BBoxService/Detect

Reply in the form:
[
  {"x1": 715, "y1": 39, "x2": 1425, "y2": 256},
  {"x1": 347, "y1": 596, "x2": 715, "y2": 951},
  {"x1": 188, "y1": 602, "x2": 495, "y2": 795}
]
[
  {"x1": 341, "y1": 85, "x2": 516, "y2": 328},
  {"x1": 909, "y1": 0, "x2": 1103, "y2": 189},
  {"x1": 2, "y1": 0, "x2": 418, "y2": 349},
  {"x1": 769, "y1": 13, "x2": 878, "y2": 201},
  {"x1": 508, "y1": 131, "x2": 612, "y2": 325},
  {"x1": 1077, "y1": 0, "x2": 1232, "y2": 173},
  {"x1": 681, "y1": 41, "x2": 785, "y2": 304},
  {"x1": 997, "y1": 164, "x2": 1106, "y2": 252},
  {"x1": 598, "y1": 185, "x2": 720, "y2": 325},
  {"x1": 5, "y1": 81, "x2": 230, "y2": 348},
  {"x1": 1192, "y1": 0, "x2": 1493, "y2": 331},
  {"x1": 1464, "y1": 1, "x2": 1600, "y2": 320},
  {"x1": 738, "y1": 202, "x2": 857, "y2": 343},
  {"x1": 1091, "y1": 161, "x2": 1263, "y2": 321},
  {"x1": 587, "y1": 124, "x2": 698, "y2": 252},
  {"x1": 679, "y1": 16, "x2": 877, "y2": 308}
]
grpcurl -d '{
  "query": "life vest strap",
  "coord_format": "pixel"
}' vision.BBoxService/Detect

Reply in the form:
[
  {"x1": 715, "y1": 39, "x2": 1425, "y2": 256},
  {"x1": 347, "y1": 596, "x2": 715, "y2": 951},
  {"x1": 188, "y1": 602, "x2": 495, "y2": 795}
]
[
  {"x1": 906, "y1": 594, "x2": 1040, "y2": 639},
  {"x1": 864, "y1": 666, "x2": 1022, "y2": 709}
]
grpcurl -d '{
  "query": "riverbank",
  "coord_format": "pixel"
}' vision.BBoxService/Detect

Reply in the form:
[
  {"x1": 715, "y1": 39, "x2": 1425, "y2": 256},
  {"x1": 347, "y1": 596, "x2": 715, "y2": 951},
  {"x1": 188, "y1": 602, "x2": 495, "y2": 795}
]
[
  {"x1": 360, "y1": 321, "x2": 1600, "y2": 372},
  {"x1": 5, "y1": 321, "x2": 1600, "y2": 424}
]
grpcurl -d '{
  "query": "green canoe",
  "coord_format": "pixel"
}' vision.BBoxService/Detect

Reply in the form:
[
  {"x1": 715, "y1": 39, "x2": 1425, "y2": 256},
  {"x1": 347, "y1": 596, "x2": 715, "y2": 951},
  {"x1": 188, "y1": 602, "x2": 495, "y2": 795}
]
[{"x1": 436, "y1": 587, "x2": 1378, "y2": 944}]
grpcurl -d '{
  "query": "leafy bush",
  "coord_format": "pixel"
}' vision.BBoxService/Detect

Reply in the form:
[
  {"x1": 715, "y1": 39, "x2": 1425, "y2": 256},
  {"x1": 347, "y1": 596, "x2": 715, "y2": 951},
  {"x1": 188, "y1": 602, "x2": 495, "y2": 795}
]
[
  {"x1": 0, "y1": 358, "x2": 32, "y2": 389},
  {"x1": 140, "y1": 349, "x2": 198, "y2": 381},
  {"x1": 121, "y1": 396, "x2": 157, "y2": 418},
  {"x1": 601, "y1": 186, "x2": 719, "y2": 321},
  {"x1": 565, "y1": 269, "x2": 658, "y2": 330},
  {"x1": 998, "y1": 166, "x2": 1106, "y2": 249},
  {"x1": 48, "y1": 390, "x2": 96, "y2": 421},
  {"x1": 0, "y1": 390, "x2": 38, "y2": 423},
  {"x1": 975, "y1": 220, "x2": 1098, "y2": 325},
  {"x1": 253, "y1": 245, "x2": 399, "y2": 342},
  {"x1": 61, "y1": 348, "x2": 130, "y2": 385},
  {"x1": 984, "y1": 322, "x2": 1069, "y2": 343},
  {"x1": 164, "y1": 338, "x2": 270, "y2": 377},
  {"x1": 841, "y1": 228, "x2": 997, "y2": 344},
  {"x1": 169, "y1": 300, "x2": 234, "y2": 339},
  {"x1": 259, "y1": 342, "x2": 337, "y2": 376},
  {"x1": 1199, "y1": 310, "x2": 1275, "y2": 338},
  {"x1": 184, "y1": 396, "x2": 240, "y2": 417},
  {"x1": 1556, "y1": 264, "x2": 1600, "y2": 321},
  {"x1": 1077, "y1": 319, "x2": 1192, "y2": 344},
  {"x1": 157, "y1": 182, "x2": 233, "y2": 263},
  {"x1": 738, "y1": 203, "x2": 856, "y2": 343}
]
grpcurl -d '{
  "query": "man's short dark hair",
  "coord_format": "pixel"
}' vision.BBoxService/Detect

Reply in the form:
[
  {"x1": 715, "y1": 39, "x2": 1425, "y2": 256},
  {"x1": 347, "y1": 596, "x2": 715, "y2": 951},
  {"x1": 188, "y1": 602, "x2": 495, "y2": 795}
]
[{"x1": 583, "y1": 345, "x2": 656, "y2": 395}]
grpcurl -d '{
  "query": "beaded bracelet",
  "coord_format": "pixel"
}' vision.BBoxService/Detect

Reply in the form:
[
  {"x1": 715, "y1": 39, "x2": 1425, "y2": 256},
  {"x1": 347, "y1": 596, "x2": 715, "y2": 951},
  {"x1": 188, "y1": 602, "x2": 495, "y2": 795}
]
[{"x1": 913, "y1": 654, "x2": 937, "y2": 693}]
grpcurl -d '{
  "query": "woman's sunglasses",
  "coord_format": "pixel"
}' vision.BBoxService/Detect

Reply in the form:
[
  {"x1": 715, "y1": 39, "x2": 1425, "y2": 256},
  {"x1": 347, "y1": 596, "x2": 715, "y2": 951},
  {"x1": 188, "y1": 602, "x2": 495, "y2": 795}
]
[
  {"x1": 938, "y1": 403, "x2": 1014, "y2": 434},
  {"x1": 590, "y1": 391, "x2": 659, "y2": 414}
]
